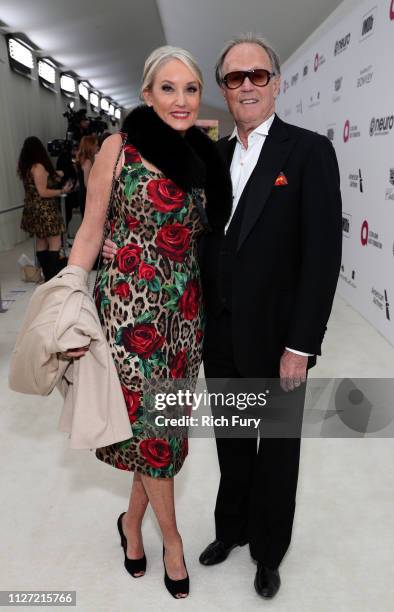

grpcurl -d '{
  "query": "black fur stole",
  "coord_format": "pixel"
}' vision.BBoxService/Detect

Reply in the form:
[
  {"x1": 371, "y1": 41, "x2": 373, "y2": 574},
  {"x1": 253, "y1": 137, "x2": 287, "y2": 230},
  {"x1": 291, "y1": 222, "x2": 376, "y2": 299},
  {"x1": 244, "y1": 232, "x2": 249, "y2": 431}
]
[{"x1": 121, "y1": 105, "x2": 232, "y2": 231}]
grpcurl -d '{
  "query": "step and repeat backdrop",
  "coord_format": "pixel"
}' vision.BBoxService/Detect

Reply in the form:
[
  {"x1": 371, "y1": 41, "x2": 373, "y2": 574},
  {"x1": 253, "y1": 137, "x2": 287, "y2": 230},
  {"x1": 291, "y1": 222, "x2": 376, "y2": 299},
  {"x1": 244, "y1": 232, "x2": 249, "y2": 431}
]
[{"x1": 277, "y1": 0, "x2": 394, "y2": 346}]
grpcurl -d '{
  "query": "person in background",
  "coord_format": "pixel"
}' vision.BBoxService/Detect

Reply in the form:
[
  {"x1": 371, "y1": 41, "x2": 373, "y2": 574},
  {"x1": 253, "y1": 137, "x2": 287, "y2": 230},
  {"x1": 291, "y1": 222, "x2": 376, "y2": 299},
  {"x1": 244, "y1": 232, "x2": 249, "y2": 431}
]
[
  {"x1": 18, "y1": 136, "x2": 73, "y2": 281},
  {"x1": 76, "y1": 135, "x2": 99, "y2": 217},
  {"x1": 55, "y1": 141, "x2": 79, "y2": 230}
]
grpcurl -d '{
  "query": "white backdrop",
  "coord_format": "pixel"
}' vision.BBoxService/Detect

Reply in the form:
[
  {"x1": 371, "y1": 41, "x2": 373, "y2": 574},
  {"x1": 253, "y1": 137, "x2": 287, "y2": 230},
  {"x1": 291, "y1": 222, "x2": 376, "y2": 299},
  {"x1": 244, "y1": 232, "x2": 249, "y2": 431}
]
[{"x1": 277, "y1": 0, "x2": 394, "y2": 346}]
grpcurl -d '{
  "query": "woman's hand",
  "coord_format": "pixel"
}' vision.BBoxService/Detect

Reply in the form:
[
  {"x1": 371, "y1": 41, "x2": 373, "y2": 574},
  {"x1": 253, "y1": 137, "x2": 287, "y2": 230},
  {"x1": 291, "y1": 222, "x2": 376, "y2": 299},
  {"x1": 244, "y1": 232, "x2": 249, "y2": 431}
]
[
  {"x1": 102, "y1": 238, "x2": 118, "y2": 263},
  {"x1": 62, "y1": 180, "x2": 74, "y2": 194},
  {"x1": 60, "y1": 345, "x2": 90, "y2": 359}
]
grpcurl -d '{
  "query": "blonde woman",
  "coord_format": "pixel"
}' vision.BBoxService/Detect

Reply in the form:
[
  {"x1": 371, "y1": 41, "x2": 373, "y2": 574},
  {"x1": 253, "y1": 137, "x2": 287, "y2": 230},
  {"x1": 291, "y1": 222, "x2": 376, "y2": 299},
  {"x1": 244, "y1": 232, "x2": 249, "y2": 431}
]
[{"x1": 64, "y1": 46, "x2": 231, "y2": 598}]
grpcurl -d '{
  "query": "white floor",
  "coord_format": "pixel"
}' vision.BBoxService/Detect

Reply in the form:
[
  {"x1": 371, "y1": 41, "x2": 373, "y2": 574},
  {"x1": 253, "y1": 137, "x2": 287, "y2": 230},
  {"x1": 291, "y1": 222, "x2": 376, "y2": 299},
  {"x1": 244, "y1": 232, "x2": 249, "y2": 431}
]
[{"x1": 1, "y1": 239, "x2": 394, "y2": 612}]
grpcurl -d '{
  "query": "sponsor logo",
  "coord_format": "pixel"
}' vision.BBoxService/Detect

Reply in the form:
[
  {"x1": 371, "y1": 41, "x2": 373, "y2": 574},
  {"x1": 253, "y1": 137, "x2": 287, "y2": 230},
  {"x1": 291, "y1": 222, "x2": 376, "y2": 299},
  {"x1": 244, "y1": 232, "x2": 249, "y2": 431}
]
[
  {"x1": 361, "y1": 220, "x2": 383, "y2": 248},
  {"x1": 343, "y1": 120, "x2": 350, "y2": 142},
  {"x1": 342, "y1": 213, "x2": 352, "y2": 237},
  {"x1": 283, "y1": 80, "x2": 290, "y2": 94},
  {"x1": 308, "y1": 91, "x2": 321, "y2": 108},
  {"x1": 333, "y1": 77, "x2": 343, "y2": 103},
  {"x1": 371, "y1": 288, "x2": 391, "y2": 320},
  {"x1": 369, "y1": 114, "x2": 394, "y2": 136},
  {"x1": 291, "y1": 72, "x2": 299, "y2": 86},
  {"x1": 296, "y1": 99, "x2": 303, "y2": 114},
  {"x1": 314, "y1": 52, "x2": 326, "y2": 72},
  {"x1": 349, "y1": 169, "x2": 364, "y2": 192},
  {"x1": 334, "y1": 33, "x2": 351, "y2": 55},
  {"x1": 340, "y1": 265, "x2": 357, "y2": 289},
  {"x1": 391, "y1": 0, "x2": 394, "y2": 20},
  {"x1": 360, "y1": 6, "x2": 377, "y2": 41},
  {"x1": 385, "y1": 168, "x2": 394, "y2": 201},
  {"x1": 357, "y1": 64, "x2": 374, "y2": 87},
  {"x1": 303, "y1": 63, "x2": 309, "y2": 77},
  {"x1": 327, "y1": 127, "x2": 335, "y2": 141},
  {"x1": 343, "y1": 120, "x2": 361, "y2": 142},
  {"x1": 385, "y1": 290, "x2": 391, "y2": 320}
]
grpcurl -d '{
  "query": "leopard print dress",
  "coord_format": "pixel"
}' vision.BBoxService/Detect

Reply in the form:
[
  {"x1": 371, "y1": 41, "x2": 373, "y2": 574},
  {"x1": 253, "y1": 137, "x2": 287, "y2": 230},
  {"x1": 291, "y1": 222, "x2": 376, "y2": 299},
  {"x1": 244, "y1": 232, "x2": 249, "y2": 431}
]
[{"x1": 94, "y1": 140, "x2": 206, "y2": 478}]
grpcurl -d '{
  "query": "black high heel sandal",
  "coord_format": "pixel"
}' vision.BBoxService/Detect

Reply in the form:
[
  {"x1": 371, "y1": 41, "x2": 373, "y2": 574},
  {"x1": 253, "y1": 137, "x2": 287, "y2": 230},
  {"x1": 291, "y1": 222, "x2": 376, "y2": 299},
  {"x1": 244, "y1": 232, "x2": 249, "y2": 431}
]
[
  {"x1": 117, "y1": 512, "x2": 146, "y2": 578},
  {"x1": 163, "y1": 544, "x2": 190, "y2": 599}
]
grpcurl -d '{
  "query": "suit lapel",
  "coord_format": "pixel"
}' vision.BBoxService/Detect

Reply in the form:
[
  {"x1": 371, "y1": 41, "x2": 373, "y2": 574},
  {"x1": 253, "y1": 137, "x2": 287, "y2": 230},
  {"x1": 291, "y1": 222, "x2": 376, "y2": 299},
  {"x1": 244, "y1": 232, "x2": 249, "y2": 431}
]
[
  {"x1": 236, "y1": 116, "x2": 292, "y2": 251},
  {"x1": 217, "y1": 136, "x2": 236, "y2": 170}
]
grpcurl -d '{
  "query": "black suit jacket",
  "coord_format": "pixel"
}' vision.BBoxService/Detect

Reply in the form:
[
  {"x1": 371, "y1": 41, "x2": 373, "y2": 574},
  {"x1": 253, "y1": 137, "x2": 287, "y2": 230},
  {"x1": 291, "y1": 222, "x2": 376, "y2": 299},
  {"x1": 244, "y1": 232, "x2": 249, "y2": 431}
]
[{"x1": 200, "y1": 115, "x2": 342, "y2": 377}]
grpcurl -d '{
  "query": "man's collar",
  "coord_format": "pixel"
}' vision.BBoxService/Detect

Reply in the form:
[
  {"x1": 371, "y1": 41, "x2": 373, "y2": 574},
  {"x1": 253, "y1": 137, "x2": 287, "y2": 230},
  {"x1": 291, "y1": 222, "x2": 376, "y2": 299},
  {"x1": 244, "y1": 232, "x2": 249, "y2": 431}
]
[{"x1": 229, "y1": 112, "x2": 276, "y2": 143}]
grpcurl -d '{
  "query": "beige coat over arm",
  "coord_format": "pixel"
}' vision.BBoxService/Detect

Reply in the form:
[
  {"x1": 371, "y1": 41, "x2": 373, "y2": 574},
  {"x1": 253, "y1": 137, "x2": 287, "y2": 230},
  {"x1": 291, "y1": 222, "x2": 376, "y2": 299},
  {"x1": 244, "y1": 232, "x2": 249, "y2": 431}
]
[{"x1": 9, "y1": 265, "x2": 133, "y2": 449}]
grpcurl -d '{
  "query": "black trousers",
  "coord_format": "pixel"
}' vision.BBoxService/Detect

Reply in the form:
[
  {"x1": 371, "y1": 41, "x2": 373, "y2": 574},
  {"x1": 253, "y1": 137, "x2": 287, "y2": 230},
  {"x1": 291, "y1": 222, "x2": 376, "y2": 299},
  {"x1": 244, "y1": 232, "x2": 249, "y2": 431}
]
[{"x1": 203, "y1": 309, "x2": 306, "y2": 570}]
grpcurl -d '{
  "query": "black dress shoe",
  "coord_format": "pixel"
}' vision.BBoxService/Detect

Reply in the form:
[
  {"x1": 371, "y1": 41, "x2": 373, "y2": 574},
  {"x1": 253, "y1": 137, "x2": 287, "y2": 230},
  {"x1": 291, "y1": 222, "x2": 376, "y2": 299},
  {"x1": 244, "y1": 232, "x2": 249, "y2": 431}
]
[
  {"x1": 254, "y1": 563, "x2": 281, "y2": 599},
  {"x1": 199, "y1": 539, "x2": 248, "y2": 566}
]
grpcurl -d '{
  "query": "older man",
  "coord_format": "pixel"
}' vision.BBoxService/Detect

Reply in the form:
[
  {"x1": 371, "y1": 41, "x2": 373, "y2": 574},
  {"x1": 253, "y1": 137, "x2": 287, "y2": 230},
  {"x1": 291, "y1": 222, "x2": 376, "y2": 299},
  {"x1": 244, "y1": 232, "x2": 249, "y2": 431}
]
[{"x1": 198, "y1": 34, "x2": 342, "y2": 598}]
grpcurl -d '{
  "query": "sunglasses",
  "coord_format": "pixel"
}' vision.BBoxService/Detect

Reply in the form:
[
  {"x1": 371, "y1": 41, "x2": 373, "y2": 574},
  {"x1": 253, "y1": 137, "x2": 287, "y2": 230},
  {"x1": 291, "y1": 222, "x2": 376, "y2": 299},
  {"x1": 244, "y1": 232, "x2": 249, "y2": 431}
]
[{"x1": 222, "y1": 68, "x2": 274, "y2": 89}]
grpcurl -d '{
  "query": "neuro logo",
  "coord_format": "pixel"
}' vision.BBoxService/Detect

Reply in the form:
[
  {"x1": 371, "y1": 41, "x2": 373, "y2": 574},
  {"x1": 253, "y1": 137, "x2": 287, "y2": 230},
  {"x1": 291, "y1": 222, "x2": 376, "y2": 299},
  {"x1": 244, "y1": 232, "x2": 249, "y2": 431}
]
[
  {"x1": 370, "y1": 115, "x2": 394, "y2": 136},
  {"x1": 343, "y1": 120, "x2": 350, "y2": 142},
  {"x1": 361, "y1": 220, "x2": 369, "y2": 246}
]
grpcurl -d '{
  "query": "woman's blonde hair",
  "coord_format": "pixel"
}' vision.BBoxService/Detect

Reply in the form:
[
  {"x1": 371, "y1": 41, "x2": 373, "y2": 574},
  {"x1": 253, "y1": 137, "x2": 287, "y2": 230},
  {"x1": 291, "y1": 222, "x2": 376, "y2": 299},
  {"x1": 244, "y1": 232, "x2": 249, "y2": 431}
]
[{"x1": 140, "y1": 45, "x2": 203, "y2": 98}]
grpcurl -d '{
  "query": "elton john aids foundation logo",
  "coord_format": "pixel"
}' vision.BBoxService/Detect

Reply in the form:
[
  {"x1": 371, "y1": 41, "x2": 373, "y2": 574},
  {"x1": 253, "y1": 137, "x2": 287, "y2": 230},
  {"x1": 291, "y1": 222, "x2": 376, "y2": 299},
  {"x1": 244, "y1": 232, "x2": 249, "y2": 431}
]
[
  {"x1": 391, "y1": 0, "x2": 394, "y2": 20},
  {"x1": 343, "y1": 120, "x2": 350, "y2": 142},
  {"x1": 361, "y1": 220, "x2": 369, "y2": 246},
  {"x1": 314, "y1": 52, "x2": 326, "y2": 71},
  {"x1": 343, "y1": 120, "x2": 361, "y2": 142}
]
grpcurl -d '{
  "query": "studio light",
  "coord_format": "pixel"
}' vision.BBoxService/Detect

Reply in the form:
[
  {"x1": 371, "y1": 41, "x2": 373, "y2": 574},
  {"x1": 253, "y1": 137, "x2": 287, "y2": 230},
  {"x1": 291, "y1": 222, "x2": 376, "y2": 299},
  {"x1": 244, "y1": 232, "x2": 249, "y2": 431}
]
[
  {"x1": 38, "y1": 59, "x2": 56, "y2": 84},
  {"x1": 90, "y1": 92, "x2": 99, "y2": 109},
  {"x1": 60, "y1": 74, "x2": 76, "y2": 95},
  {"x1": 37, "y1": 59, "x2": 56, "y2": 93},
  {"x1": 115, "y1": 108, "x2": 121, "y2": 120},
  {"x1": 109, "y1": 104, "x2": 115, "y2": 116},
  {"x1": 7, "y1": 37, "x2": 34, "y2": 77},
  {"x1": 78, "y1": 81, "x2": 89, "y2": 100},
  {"x1": 100, "y1": 98, "x2": 110, "y2": 112}
]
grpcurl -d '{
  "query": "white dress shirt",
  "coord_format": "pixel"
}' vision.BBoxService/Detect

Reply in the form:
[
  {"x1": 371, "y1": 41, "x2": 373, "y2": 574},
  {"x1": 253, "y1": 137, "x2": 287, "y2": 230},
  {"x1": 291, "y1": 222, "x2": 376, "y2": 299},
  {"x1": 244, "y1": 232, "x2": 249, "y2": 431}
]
[{"x1": 226, "y1": 113, "x2": 312, "y2": 358}]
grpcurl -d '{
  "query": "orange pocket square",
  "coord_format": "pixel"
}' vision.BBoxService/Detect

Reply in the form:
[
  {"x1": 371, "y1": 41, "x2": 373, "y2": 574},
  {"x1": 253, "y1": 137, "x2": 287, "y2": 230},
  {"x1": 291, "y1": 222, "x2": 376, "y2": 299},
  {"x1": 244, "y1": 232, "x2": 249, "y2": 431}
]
[{"x1": 274, "y1": 172, "x2": 288, "y2": 186}]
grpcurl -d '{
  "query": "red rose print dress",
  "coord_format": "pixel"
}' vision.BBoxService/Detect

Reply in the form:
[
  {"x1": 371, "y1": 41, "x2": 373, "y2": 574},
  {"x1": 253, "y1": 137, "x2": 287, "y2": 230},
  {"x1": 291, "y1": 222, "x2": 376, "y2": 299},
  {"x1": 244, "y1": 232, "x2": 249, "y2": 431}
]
[{"x1": 94, "y1": 140, "x2": 206, "y2": 478}]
